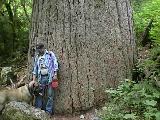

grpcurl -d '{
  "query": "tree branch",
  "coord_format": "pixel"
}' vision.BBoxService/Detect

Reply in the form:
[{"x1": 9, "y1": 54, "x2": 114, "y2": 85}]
[
  {"x1": 141, "y1": 19, "x2": 153, "y2": 47},
  {"x1": 20, "y1": 0, "x2": 30, "y2": 23}
]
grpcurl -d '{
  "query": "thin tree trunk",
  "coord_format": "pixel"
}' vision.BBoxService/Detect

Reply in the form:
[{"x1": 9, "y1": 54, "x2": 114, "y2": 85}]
[
  {"x1": 28, "y1": 0, "x2": 136, "y2": 114},
  {"x1": 21, "y1": 0, "x2": 31, "y2": 23},
  {"x1": 5, "y1": 2, "x2": 16, "y2": 51}
]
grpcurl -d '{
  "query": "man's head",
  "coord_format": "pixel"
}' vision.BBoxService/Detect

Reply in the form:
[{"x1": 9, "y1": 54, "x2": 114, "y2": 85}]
[{"x1": 36, "y1": 43, "x2": 45, "y2": 55}]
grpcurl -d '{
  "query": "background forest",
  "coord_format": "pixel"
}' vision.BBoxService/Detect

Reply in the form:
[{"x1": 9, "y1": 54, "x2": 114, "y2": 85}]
[
  {"x1": 0, "y1": 0, "x2": 160, "y2": 120},
  {"x1": 0, "y1": 0, "x2": 32, "y2": 66}
]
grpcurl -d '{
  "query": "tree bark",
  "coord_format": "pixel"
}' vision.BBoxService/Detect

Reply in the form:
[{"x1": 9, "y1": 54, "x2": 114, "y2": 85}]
[{"x1": 28, "y1": 0, "x2": 136, "y2": 114}]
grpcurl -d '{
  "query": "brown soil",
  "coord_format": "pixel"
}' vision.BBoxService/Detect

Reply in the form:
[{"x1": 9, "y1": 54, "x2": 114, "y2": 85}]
[{"x1": 51, "y1": 109, "x2": 97, "y2": 120}]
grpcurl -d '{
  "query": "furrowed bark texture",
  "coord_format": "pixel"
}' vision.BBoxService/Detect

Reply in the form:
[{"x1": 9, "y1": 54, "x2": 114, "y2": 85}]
[{"x1": 28, "y1": 0, "x2": 135, "y2": 114}]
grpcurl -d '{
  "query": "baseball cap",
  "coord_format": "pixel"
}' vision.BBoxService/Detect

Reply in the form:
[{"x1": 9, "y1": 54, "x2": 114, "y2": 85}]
[{"x1": 36, "y1": 43, "x2": 44, "y2": 49}]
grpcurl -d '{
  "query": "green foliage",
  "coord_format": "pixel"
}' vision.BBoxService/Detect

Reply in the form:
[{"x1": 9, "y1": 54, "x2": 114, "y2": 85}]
[
  {"x1": 100, "y1": 42, "x2": 160, "y2": 119},
  {"x1": 99, "y1": 79, "x2": 160, "y2": 120},
  {"x1": 0, "y1": 0, "x2": 32, "y2": 66},
  {"x1": 137, "y1": 47, "x2": 160, "y2": 80},
  {"x1": 133, "y1": 0, "x2": 160, "y2": 45}
]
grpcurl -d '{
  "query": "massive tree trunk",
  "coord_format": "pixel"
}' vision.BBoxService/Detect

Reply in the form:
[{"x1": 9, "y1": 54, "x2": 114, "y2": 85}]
[{"x1": 28, "y1": 0, "x2": 136, "y2": 114}]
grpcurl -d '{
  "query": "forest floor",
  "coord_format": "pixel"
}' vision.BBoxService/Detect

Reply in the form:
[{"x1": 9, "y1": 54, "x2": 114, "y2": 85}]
[{"x1": 50, "y1": 109, "x2": 97, "y2": 120}]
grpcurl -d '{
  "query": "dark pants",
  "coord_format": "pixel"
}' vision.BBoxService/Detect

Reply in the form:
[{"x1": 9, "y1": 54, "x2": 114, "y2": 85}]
[{"x1": 35, "y1": 76, "x2": 55, "y2": 114}]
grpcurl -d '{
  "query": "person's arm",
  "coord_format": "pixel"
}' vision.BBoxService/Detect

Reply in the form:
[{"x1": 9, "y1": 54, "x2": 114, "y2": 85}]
[
  {"x1": 53, "y1": 54, "x2": 58, "y2": 79},
  {"x1": 32, "y1": 56, "x2": 38, "y2": 81},
  {"x1": 49, "y1": 51, "x2": 58, "y2": 81},
  {"x1": 32, "y1": 74, "x2": 36, "y2": 81}
]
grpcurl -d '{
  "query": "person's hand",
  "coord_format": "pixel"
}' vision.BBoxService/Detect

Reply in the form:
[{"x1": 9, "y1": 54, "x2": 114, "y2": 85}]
[
  {"x1": 53, "y1": 75, "x2": 57, "y2": 80},
  {"x1": 29, "y1": 80, "x2": 38, "y2": 87},
  {"x1": 29, "y1": 80, "x2": 35, "y2": 87},
  {"x1": 33, "y1": 81, "x2": 39, "y2": 87},
  {"x1": 53, "y1": 71, "x2": 58, "y2": 80}
]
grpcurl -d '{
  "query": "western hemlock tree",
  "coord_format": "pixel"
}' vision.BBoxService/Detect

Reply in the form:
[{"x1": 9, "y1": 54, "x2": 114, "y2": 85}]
[{"x1": 28, "y1": 0, "x2": 136, "y2": 114}]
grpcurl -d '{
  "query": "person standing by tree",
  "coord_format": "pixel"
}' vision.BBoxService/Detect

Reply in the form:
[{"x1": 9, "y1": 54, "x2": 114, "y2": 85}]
[{"x1": 32, "y1": 43, "x2": 58, "y2": 115}]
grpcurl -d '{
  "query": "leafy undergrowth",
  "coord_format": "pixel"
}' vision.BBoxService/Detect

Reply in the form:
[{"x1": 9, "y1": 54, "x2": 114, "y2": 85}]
[
  {"x1": 133, "y1": 0, "x2": 160, "y2": 45},
  {"x1": 99, "y1": 79, "x2": 160, "y2": 120},
  {"x1": 99, "y1": 46, "x2": 160, "y2": 120}
]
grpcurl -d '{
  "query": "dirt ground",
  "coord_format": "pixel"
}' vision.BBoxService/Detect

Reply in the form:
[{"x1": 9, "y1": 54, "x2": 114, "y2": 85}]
[{"x1": 50, "y1": 109, "x2": 99, "y2": 120}]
